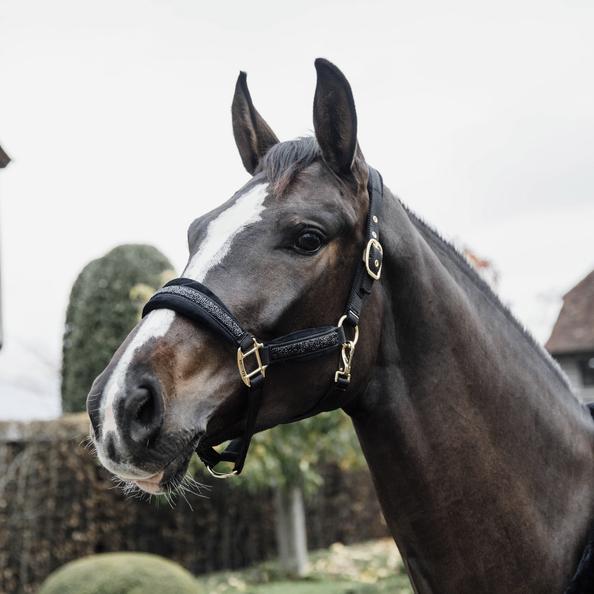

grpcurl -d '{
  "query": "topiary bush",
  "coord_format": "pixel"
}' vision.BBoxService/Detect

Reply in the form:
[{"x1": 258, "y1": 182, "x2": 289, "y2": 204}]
[
  {"x1": 61, "y1": 244, "x2": 175, "y2": 413},
  {"x1": 37, "y1": 552, "x2": 200, "y2": 594}
]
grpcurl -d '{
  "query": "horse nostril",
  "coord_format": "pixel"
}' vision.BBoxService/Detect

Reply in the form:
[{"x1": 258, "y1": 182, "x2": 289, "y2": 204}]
[
  {"x1": 126, "y1": 386, "x2": 164, "y2": 446},
  {"x1": 135, "y1": 392, "x2": 155, "y2": 425}
]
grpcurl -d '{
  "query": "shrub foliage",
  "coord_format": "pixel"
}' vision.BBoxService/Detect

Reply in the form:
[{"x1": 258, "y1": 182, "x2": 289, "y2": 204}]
[
  {"x1": 37, "y1": 552, "x2": 199, "y2": 594},
  {"x1": 61, "y1": 244, "x2": 175, "y2": 413}
]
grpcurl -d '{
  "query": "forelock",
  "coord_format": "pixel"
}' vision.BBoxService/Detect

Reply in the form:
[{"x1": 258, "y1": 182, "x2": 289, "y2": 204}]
[{"x1": 258, "y1": 136, "x2": 320, "y2": 196}]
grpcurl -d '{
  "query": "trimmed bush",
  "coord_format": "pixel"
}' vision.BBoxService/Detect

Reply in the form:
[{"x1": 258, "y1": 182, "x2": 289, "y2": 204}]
[
  {"x1": 37, "y1": 552, "x2": 200, "y2": 594},
  {"x1": 61, "y1": 244, "x2": 175, "y2": 413}
]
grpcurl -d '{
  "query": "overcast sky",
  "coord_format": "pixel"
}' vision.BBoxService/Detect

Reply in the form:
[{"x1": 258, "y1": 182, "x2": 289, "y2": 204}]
[{"x1": 1, "y1": 0, "x2": 593, "y2": 421}]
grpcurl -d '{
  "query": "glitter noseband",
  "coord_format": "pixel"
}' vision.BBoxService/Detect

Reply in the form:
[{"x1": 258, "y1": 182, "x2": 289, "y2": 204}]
[{"x1": 142, "y1": 167, "x2": 384, "y2": 478}]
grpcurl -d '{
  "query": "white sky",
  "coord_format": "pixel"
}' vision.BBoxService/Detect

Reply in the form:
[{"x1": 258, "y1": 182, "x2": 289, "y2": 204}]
[{"x1": 1, "y1": 0, "x2": 593, "y2": 420}]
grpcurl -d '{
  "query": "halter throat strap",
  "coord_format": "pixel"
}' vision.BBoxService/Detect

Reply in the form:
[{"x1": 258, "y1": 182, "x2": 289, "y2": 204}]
[{"x1": 141, "y1": 166, "x2": 384, "y2": 477}]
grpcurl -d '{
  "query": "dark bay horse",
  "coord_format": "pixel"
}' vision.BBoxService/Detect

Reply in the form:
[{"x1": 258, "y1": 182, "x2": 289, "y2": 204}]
[{"x1": 87, "y1": 59, "x2": 594, "y2": 593}]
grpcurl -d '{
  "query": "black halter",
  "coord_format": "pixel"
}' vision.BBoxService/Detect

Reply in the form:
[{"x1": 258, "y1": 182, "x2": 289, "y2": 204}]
[{"x1": 142, "y1": 167, "x2": 384, "y2": 477}]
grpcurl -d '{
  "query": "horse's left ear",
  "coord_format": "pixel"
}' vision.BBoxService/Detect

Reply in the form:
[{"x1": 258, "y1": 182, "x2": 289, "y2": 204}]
[
  {"x1": 313, "y1": 59, "x2": 363, "y2": 182},
  {"x1": 232, "y1": 72, "x2": 280, "y2": 175}
]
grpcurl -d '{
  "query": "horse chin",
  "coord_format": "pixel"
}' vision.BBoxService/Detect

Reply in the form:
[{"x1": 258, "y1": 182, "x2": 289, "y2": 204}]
[
  {"x1": 133, "y1": 471, "x2": 165, "y2": 494},
  {"x1": 111, "y1": 431, "x2": 201, "y2": 495},
  {"x1": 130, "y1": 448, "x2": 195, "y2": 495}
]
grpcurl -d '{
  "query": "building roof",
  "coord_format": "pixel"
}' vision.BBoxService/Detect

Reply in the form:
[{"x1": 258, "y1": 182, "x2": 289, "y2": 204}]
[{"x1": 546, "y1": 269, "x2": 594, "y2": 355}]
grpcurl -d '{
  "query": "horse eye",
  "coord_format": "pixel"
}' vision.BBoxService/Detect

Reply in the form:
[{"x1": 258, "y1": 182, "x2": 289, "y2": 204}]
[{"x1": 294, "y1": 231, "x2": 322, "y2": 253}]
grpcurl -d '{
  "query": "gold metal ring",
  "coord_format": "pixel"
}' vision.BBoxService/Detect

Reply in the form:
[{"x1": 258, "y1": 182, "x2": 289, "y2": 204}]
[
  {"x1": 207, "y1": 466, "x2": 238, "y2": 479},
  {"x1": 337, "y1": 315, "x2": 359, "y2": 347}
]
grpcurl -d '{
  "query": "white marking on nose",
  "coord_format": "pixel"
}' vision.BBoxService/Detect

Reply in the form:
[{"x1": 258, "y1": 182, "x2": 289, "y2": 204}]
[
  {"x1": 184, "y1": 183, "x2": 268, "y2": 282},
  {"x1": 101, "y1": 309, "x2": 175, "y2": 438}
]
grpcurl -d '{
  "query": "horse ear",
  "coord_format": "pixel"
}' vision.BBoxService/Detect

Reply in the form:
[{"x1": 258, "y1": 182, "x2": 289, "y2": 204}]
[
  {"x1": 232, "y1": 71, "x2": 280, "y2": 175},
  {"x1": 313, "y1": 58, "x2": 360, "y2": 179}
]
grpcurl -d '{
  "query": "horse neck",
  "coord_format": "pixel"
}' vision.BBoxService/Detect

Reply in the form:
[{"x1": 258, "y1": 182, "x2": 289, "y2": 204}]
[{"x1": 349, "y1": 189, "x2": 594, "y2": 593}]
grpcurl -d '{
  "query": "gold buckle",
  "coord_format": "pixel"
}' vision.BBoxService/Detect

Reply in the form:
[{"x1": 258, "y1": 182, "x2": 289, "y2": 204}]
[
  {"x1": 237, "y1": 339, "x2": 268, "y2": 387},
  {"x1": 363, "y1": 238, "x2": 383, "y2": 280},
  {"x1": 335, "y1": 315, "x2": 359, "y2": 382}
]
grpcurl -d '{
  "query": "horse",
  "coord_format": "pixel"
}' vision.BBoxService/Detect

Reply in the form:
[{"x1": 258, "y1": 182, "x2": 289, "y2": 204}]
[{"x1": 86, "y1": 59, "x2": 594, "y2": 593}]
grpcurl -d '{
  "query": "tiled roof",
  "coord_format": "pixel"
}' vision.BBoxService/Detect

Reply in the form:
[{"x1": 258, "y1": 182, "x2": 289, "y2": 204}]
[{"x1": 545, "y1": 269, "x2": 594, "y2": 355}]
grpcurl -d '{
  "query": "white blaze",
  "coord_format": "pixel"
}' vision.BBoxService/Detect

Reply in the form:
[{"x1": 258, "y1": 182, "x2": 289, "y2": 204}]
[
  {"x1": 184, "y1": 183, "x2": 268, "y2": 281},
  {"x1": 99, "y1": 182, "x2": 269, "y2": 440},
  {"x1": 101, "y1": 309, "x2": 175, "y2": 437}
]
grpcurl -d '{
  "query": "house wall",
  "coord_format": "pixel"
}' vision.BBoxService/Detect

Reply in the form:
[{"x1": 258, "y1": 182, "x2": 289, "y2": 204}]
[{"x1": 556, "y1": 357, "x2": 594, "y2": 403}]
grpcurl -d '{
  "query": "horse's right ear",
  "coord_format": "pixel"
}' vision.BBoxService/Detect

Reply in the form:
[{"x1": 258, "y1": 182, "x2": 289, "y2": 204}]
[{"x1": 232, "y1": 72, "x2": 280, "y2": 175}]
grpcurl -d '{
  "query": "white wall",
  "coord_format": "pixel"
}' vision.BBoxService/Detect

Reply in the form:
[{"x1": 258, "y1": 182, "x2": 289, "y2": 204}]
[{"x1": 557, "y1": 358, "x2": 594, "y2": 404}]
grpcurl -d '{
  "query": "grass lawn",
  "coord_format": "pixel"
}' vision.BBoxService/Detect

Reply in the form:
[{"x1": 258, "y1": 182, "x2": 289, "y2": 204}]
[{"x1": 195, "y1": 538, "x2": 414, "y2": 594}]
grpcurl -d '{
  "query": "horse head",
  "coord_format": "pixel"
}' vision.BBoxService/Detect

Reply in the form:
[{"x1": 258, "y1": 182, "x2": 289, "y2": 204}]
[{"x1": 87, "y1": 59, "x2": 384, "y2": 494}]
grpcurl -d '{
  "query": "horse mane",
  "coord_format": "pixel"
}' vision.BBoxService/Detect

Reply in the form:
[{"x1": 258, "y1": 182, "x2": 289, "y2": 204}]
[
  {"x1": 258, "y1": 136, "x2": 320, "y2": 196},
  {"x1": 403, "y1": 205, "x2": 577, "y2": 397}
]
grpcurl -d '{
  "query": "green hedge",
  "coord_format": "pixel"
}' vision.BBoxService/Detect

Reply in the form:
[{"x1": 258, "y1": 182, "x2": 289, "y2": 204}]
[
  {"x1": 0, "y1": 415, "x2": 388, "y2": 593},
  {"x1": 61, "y1": 244, "x2": 175, "y2": 413},
  {"x1": 37, "y1": 552, "x2": 199, "y2": 594}
]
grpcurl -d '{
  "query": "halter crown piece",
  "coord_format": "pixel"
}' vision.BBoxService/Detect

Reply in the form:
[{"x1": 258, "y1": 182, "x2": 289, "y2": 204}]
[{"x1": 142, "y1": 167, "x2": 384, "y2": 478}]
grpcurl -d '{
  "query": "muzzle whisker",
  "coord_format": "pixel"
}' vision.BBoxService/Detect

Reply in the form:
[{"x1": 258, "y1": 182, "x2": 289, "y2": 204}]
[
  {"x1": 183, "y1": 475, "x2": 211, "y2": 499},
  {"x1": 165, "y1": 492, "x2": 176, "y2": 508},
  {"x1": 114, "y1": 477, "x2": 143, "y2": 501},
  {"x1": 124, "y1": 487, "x2": 139, "y2": 500},
  {"x1": 79, "y1": 435, "x2": 98, "y2": 452},
  {"x1": 179, "y1": 487, "x2": 194, "y2": 511},
  {"x1": 110, "y1": 476, "x2": 126, "y2": 491},
  {"x1": 183, "y1": 484, "x2": 207, "y2": 499}
]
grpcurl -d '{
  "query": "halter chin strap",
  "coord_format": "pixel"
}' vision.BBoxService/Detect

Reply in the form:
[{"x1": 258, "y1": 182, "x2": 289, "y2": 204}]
[{"x1": 142, "y1": 166, "x2": 384, "y2": 477}]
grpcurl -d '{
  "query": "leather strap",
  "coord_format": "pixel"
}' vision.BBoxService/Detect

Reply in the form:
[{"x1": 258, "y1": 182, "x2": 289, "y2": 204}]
[
  {"x1": 143, "y1": 278, "x2": 251, "y2": 347},
  {"x1": 343, "y1": 167, "x2": 384, "y2": 326},
  {"x1": 144, "y1": 281, "x2": 346, "y2": 366},
  {"x1": 261, "y1": 326, "x2": 346, "y2": 366},
  {"x1": 195, "y1": 373, "x2": 265, "y2": 476}
]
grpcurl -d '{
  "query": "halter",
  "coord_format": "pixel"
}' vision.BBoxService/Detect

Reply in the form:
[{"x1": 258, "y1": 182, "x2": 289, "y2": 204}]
[{"x1": 142, "y1": 167, "x2": 384, "y2": 478}]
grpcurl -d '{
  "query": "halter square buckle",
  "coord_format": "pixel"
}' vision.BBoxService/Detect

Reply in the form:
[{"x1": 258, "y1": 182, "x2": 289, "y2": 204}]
[
  {"x1": 363, "y1": 238, "x2": 383, "y2": 280},
  {"x1": 237, "y1": 339, "x2": 268, "y2": 387}
]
